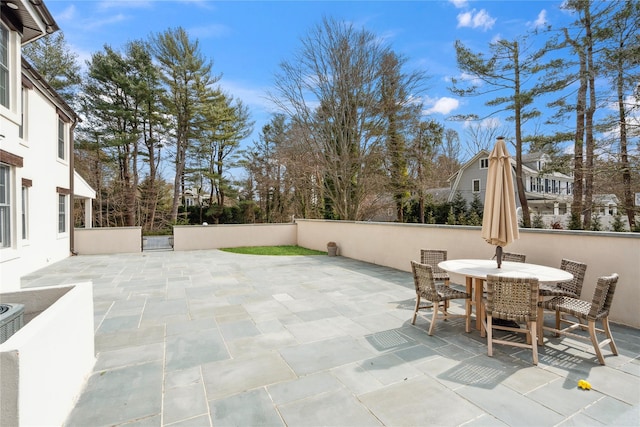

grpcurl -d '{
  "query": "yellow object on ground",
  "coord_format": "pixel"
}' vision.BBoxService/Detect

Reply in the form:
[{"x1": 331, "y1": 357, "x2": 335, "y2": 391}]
[{"x1": 578, "y1": 379, "x2": 592, "y2": 390}]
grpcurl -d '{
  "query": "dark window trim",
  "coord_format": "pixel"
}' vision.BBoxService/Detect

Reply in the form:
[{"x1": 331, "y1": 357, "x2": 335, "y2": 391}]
[
  {"x1": 21, "y1": 75, "x2": 33, "y2": 90},
  {"x1": 57, "y1": 108, "x2": 71, "y2": 123},
  {"x1": 56, "y1": 187, "x2": 70, "y2": 195},
  {"x1": 22, "y1": 178, "x2": 32, "y2": 187},
  {"x1": 0, "y1": 149, "x2": 23, "y2": 167}
]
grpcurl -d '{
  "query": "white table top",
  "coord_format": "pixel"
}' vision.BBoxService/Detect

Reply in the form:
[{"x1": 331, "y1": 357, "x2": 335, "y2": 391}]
[{"x1": 438, "y1": 259, "x2": 573, "y2": 283}]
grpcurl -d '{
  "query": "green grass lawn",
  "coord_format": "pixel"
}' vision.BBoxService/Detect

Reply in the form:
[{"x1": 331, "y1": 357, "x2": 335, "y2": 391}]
[{"x1": 220, "y1": 245, "x2": 326, "y2": 256}]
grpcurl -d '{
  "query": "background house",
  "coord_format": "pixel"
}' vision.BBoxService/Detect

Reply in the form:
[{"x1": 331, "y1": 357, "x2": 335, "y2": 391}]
[
  {"x1": 448, "y1": 149, "x2": 574, "y2": 213},
  {"x1": 1, "y1": 0, "x2": 95, "y2": 291},
  {"x1": 446, "y1": 149, "x2": 623, "y2": 227}
]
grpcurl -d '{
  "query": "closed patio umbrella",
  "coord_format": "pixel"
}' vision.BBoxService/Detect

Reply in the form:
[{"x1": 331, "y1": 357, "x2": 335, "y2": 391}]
[{"x1": 481, "y1": 137, "x2": 519, "y2": 268}]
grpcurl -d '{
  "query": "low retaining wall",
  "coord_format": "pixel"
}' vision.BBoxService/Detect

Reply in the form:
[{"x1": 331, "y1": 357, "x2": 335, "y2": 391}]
[
  {"x1": 69, "y1": 220, "x2": 638, "y2": 328},
  {"x1": 296, "y1": 219, "x2": 640, "y2": 328},
  {"x1": 173, "y1": 223, "x2": 297, "y2": 250},
  {"x1": 0, "y1": 283, "x2": 95, "y2": 426},
  {"x1": 74, "y1": 227, "x2": 142, "y2": 254}
]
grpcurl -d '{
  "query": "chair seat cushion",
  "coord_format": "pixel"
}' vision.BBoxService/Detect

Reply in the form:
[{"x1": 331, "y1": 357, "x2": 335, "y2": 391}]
[
  {"x1": 538, "y1": 283, "x2": 578, "y2": 298},
  {"x1": 541, "y1": 296, "x2": 607, "y2": 320},
  {"x1": 435, "y1": 284, "x2": 469, "y2": 300}
]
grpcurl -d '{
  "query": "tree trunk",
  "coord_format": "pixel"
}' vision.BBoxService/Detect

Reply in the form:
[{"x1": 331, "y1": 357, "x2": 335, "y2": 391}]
[
  {"x1": 583, "y1": 3, "x2": 595, "y2": 230},
  {"x1": 617, "y1": 53, "x2": 634, "y2": 229},
  {"x1": 573, "y1": 44, "x2": 587, "y2": 229},
  {"x1": 513, "y1": 40, "x2": 531, "y2": 228}
]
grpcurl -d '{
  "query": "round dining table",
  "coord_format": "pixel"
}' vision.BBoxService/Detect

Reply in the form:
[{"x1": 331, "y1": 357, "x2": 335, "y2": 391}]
[{"x1": 438, "y1": 259, "x2": 573, "y2": 331}]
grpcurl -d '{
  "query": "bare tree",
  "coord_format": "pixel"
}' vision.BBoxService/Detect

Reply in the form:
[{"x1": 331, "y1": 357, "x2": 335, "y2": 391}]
[
  {"x1": 407, "y1": 119, "x2": 443, "y2": 223},
  {"x1": 462, "y1": 121, "x2": 511, "y2": 160},
  {"x1": 269, "y1": 17, "x2": 389, "y2": 220}
]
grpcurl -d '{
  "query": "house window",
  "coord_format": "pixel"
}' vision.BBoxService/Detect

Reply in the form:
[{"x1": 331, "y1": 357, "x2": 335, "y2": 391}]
[
  {"x1": 0, "y1": 25, "x2": 9, "y2": 108},
  {"x1": 58, "y1": 194, "x2": 67, "y2": 233},
  {"x1": 19, "y1": 86, "x2": 26, "y2": 138},
  {"x1": 545, "y1": 179, "x2": 550, "y2": 193},
  {"x1": 58, "y1": 117, "x2": 66, "y2": 159},
  {"x1": 472, "y1": 179, "x2": 480, "y2": 193},
  {"x1": 21, "y1": 185, "x2": 28, "y2": 239},
  {"x1": 480, "y1": 158, "x2": 489, "y2": 169},
  {"x1": 0, "y1": 164, "x2": 10, "y2": 247}
]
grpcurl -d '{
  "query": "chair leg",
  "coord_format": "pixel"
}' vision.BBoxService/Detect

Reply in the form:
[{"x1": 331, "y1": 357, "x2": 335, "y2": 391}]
[
  {"x1": 588, "y1": 320, "x2": 606, "y2": 365},
  {"x1": 480, "y1": 303, "x2": 486, "y2": 338},
  {"x1": 444, "y1": 279, "x2": 450, "y2": 310},
  {"x1": 530, "y1": 321, "x2": 538, "y2": 365},
  {"x1": 486, "y1": 316, "x2": 493, "y2": 357},
  {"x1": 602, "y1": 317, "x2": 618, "y2": 355},
  {"x1": 554, "y1": 310, "x2": 561, "y2": 336},
  {"x1": 465, "y1": 298, "x2": 471, "y2": 333},
  {"x1": 537, "y1": 305, "x2": 544, "y2": 346},
  {"x1": 412, "y1": 295, "x2": 420, "y2": 325},
  {"x1": 428, "y1": 301, "x2": 439, "y2": 336}
]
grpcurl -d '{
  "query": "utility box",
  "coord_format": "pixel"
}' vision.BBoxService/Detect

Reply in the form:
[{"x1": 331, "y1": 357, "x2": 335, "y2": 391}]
[{"x1": 0, "y1": 304, "x2": 25, "y2": 344}]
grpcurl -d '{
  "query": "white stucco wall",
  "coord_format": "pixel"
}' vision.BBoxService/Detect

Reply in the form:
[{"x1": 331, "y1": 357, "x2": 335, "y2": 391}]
[
  {"x1": 173, "y1": 223, "x2": 297, "y2": 250},
  {"x1": 295, "y1": 220, "x2": 640, "y2": 329},
  {"x1": 1, "y1": 63, "x2": 73, "y2": 292},
  {"x1": 0, "y1": 283, "x2": 95, "y2": 427},
  {"x1": 74, "y1": 227, "x2": 142, "y2": 254}
]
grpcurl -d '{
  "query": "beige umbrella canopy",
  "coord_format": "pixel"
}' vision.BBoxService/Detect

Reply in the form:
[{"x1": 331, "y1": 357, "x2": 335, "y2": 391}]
[{"x1": 481, "y1": 137, "x2": 520, "y2": 268}]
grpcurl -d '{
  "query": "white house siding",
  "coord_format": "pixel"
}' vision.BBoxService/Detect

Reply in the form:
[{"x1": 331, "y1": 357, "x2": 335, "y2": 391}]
[{"x1": 1, "y1": 5, "x2": 80, "y2": 292}]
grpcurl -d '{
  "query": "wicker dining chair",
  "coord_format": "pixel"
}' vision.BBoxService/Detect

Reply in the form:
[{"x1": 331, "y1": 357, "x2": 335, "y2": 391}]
[
  {"x1": 420, "y1": 249, "x2": 450, "y2": 286},
  {"x1": 482, "y1": 274, "x2": 540, "y2": 365},
  {"x1": 502, "y1": 252, "x2": 526, "y2": 263},
  {"x1": 539, "y1": 259, "x2": 587, "y2": 298},
  {"x1": 540, "y1": 273, "x2": 619, "y2": 365},
  {"x1": 410, "y1": 261, "x2": 471, "y2": 336}
]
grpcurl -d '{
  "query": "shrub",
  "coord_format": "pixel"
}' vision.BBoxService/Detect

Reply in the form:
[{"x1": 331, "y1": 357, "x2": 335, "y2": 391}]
[
  {"x1": 590, "y1": 213, "x2": 602, "y2": 231},
  {"x1": 531, "y1": 212, "x2": 545, "y2": 229},
  {"x1": 611, "y1": 214, "x2": 627, "y2": 232}
]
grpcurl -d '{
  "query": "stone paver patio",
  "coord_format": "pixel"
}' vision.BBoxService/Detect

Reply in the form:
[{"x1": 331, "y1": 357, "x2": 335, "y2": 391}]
[{"x1": 22, "y1": 250, "x2": 639, "y2": 426}]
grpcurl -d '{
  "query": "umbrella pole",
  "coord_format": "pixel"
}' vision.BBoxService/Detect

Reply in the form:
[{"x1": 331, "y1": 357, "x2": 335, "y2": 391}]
[{"x1": 496, "y1": 246, "x2": 503, "y2": 268}]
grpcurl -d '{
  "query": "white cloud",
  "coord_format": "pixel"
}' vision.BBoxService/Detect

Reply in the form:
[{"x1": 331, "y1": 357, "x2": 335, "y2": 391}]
[
  {"x1": 459, "y1": 72, "x2": 483, "y2": 87},
  {"x1": 55, "y1": 5, "x2": 77, "y2": 22},
  {"x1": 457, "y1": 9, "x2": 496, "y2": 31},
  {"x1": 457, "y1": 11, "x2": 473, "y2": 28},
  {"x1": 449, "y1": 0, "x2": 468, "y2": 9},
  {"x1": 530, "y1": 10, "x2": 548, "y2": 29},
  {"x1": 90, "y1": 13, "x2": 129, "y2": 29},
  {"x1": 219, "y1": 79, "x2": 273, "y2": 112},
  {"x1": 423, "y1": 97, "x2": 460, "y2": 115},
  {"x1": 97, "y1": 1, "x2": 153, "y2": 10},
  {"x1": 189, "y1": 24, "x2": 230, "y2": 39},
  {"x1": 481, "y1": 117, "x2": 501, "y2": 129},
  {"x1": 463, "y1": 117, "x2": 501, "y2": 129}
]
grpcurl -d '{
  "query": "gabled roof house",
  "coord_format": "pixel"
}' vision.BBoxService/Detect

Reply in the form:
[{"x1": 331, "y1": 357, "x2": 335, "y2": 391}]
[
  {"x1": 1, "y1": 0, "x2": 95, "y2": 291},
  {"x1": 447, "y1": 150, "x2": 576, "y2": 217}
]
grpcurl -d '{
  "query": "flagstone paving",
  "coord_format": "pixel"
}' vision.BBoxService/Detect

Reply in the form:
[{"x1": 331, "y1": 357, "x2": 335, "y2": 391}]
[{"x1": 21, "y1": 250, "x2": 639, "y2": 426}]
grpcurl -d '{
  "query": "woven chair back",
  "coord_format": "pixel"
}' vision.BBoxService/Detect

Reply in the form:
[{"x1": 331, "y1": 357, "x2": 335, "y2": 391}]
[
  {"x1": 502, "y1": 252, "x2": 526, "y2": 263},
  {"x1": 558, "y1": 259, "x2": 587, "y2": 297},
  {"x1": 411, "y1": 261, "x2": 439, "y2": 301},
  {"x1": 486, "y1": 275, "x2": 539, "y2": 323},
  {"x1": 589, "y1": 273, "x2": 619, "y2": 319},
  {"x1": 420, "y1": 250, "x2": 448, "y2": 275}
]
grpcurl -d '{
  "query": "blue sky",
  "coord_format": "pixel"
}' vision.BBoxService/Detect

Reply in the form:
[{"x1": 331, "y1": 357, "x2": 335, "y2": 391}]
[{"x1": 45, "y1": 0, "x2": 580, "y2": 163}]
